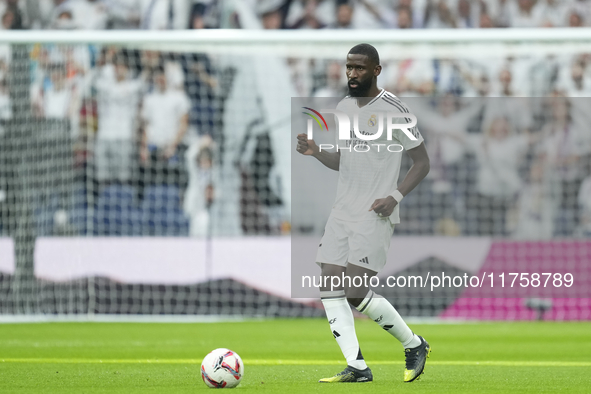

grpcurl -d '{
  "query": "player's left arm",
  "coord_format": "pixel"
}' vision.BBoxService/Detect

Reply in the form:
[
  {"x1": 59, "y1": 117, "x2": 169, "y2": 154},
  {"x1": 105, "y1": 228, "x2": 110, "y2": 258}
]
[{"x1": 369, "y1": 142, "x2": 430, "y2": 217}]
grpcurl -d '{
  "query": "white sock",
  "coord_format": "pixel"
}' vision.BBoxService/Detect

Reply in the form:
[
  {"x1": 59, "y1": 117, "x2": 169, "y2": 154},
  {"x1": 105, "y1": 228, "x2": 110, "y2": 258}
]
[
  {"x1": 320, "y1": 291, "x2": 368, "y2": 370},
  {"x1": 356, "y1": 290, "x2": 421, "y2": 349}
]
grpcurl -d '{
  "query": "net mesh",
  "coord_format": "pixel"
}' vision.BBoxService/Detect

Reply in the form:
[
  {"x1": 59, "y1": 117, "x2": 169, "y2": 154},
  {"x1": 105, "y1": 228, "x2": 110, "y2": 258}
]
[{"x1": 0, "y1": 32, "x2": 589, "y2": 318}]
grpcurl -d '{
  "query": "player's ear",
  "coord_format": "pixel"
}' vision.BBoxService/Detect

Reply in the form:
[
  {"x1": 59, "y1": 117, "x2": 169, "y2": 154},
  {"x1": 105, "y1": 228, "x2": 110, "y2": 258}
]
[{"x1": 374, "y1": 64, "x2": 382, "y2": 77}]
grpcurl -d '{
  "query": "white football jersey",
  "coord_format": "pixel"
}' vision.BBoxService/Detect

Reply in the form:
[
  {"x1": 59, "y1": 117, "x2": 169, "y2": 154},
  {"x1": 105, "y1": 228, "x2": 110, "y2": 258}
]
[{"x1": 330, "y1": 89, "x2": 424, "y2": 223}]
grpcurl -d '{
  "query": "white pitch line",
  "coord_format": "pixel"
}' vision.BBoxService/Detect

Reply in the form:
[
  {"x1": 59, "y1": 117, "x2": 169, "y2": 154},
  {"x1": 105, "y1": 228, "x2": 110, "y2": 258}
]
[{"x1": 1, "y1": 359, "x2": 590, "y2": 367}]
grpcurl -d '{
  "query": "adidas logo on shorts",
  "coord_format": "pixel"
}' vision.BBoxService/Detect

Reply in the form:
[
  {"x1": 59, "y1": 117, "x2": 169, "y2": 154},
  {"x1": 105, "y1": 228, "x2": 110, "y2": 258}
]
[{"x1": 359, "y1": 257, "x2": 369, "y2": 264}]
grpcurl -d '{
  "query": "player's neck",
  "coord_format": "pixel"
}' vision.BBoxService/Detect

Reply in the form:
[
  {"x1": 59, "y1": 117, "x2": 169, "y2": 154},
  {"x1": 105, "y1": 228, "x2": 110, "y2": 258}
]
[{"x1": 356, "y1": 85, "x2": 381, "y2": 108}]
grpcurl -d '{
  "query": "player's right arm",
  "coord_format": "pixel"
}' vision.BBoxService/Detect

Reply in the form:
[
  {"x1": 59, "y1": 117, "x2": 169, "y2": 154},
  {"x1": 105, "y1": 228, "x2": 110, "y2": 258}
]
[{"x1": 296, "y1": 133, "x2": 340, "y2": 171}]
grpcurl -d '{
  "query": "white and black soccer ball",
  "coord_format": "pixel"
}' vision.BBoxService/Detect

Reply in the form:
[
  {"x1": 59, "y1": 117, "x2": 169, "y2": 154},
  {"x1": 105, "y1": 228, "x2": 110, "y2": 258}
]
[{"x1": 200, "y1": 348, "x2": 244, "y2": 388}]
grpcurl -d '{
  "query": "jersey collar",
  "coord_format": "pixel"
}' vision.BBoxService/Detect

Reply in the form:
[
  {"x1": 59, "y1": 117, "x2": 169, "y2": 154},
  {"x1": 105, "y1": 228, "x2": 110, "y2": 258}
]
[{"x1": 355, "y1": 88, "x2": 385, "y2": 108}]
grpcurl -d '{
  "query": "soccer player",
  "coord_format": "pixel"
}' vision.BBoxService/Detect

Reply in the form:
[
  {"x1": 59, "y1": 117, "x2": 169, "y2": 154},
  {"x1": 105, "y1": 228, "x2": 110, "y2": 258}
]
[{"x1": 296, "y1": 44, "x2": 431, "y2": 383}]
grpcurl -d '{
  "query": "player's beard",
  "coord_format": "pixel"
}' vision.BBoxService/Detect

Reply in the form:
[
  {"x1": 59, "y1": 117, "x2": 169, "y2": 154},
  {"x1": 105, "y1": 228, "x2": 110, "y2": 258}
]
[{"x1": 348, "y1": 77, "x2": 373, "y2": 97}]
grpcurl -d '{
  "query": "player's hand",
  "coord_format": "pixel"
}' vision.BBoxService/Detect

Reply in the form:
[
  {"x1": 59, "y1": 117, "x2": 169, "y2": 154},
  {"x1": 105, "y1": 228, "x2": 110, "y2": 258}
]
[
  {"x1": 369, "y1": 196, "x2": 397, "y2": 217},
  {"x1": 296, "y1": 133, "x2": 319, "y2": 156}
]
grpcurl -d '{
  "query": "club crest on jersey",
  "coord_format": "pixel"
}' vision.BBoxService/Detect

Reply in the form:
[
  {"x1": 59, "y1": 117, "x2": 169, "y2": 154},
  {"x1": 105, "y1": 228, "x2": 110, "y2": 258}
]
[{"x1": 368, "y1": 114, "x2": 377, "y2": 127}]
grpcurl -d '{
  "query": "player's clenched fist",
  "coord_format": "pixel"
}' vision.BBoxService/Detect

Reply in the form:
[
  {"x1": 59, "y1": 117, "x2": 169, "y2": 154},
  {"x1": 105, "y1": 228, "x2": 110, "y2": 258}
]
[
  {"x1": 296, "y1": 133, "x2": 319, "y2": 156},
  {"x1": 369, "y1": 196, "x2": 397, "y2": 217}
]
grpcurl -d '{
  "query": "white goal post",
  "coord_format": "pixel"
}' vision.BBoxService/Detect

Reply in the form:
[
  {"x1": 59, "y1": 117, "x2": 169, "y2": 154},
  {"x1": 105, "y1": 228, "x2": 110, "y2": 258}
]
[
  {"x1": 0, "y1": 29, "x2": 590, "y2": 320},
  {"x1": 2, "y1": 28, "x2": 591, "y2": 57}
]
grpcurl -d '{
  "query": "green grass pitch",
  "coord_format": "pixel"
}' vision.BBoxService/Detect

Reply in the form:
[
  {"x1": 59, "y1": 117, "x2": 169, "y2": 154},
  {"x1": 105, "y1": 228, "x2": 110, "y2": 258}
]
[{"x1": 1, "y1": 319, "x2": 590, "y2": 393}]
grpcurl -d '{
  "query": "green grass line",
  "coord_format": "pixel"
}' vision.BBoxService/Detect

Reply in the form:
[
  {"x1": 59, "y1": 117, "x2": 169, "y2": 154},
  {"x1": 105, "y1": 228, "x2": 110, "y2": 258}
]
[{"x1": 2, "y1": 358, "x2": 590, "y2": 367}]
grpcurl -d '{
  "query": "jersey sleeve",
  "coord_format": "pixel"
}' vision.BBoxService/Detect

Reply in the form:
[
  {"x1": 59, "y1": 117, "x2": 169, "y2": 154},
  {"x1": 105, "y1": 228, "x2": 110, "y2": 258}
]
[
  {"x1": 382, "y1": 94, "x2": 424, "y2": 151},
  {"x1": 391, "y1": 102, "x2": 424, "y2": 151}
]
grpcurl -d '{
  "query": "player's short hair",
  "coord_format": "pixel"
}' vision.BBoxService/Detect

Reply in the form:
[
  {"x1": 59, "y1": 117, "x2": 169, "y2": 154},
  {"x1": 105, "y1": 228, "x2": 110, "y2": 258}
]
[{"x1": 348, "y1": 43, "x2": 380, "y2": 66}]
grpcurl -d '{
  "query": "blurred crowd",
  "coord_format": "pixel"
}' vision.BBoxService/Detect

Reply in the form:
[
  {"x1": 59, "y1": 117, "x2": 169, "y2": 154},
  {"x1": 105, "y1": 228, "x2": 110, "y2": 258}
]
[
  {"x1": 0, "y1": 44, "x2": 222, "y2": 237},
  {"x1": 397, "y1": 96, "x2": 591, "y2": 239},
  {"x1": 1, "y1": 0, "x2": 591, "y2": 30},
  {"x1": 0, "y1": 0, "x2": 590, "y2": 239}
]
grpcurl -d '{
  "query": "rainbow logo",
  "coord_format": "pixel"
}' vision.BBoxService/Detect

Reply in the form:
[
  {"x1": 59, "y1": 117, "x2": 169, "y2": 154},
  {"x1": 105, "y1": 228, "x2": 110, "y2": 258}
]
[{"x1": 302, "y1": 107, "x2": 328, "y2": 131}]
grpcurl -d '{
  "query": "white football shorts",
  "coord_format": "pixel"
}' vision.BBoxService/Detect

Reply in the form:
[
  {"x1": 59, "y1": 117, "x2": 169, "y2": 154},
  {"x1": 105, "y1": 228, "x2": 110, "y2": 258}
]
[{"x1": 315, "y1": 215, "x2": 395, "y2": 272}]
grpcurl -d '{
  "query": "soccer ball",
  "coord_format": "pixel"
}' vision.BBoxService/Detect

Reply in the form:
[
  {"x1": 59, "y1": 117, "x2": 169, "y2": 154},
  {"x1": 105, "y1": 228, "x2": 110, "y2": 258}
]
[{"x1": 200, "y1": 348, "x2": 244, "y2": 388}]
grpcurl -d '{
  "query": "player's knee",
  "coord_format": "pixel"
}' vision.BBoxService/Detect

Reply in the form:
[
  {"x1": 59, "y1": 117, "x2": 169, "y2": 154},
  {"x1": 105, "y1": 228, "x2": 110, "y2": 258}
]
[
  {"x1": 344, "y1": 284, "x2": 368, "y2": 307},
  {"x1": 345, "y1": 284, "x2": 368, "y2": 300},
  {"x1": 344, "y1": 284, "x2": 373, "y2": 308},
  {"x1": 346, "y1": 296, "x2": 363, "y2": 308}
]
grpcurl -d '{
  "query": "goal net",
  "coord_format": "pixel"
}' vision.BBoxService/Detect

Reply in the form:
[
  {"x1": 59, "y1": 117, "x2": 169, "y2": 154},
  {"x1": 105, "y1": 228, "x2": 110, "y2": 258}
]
[{"x1": 0, "y1": 30, "x2": 589, "y2": 319}]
